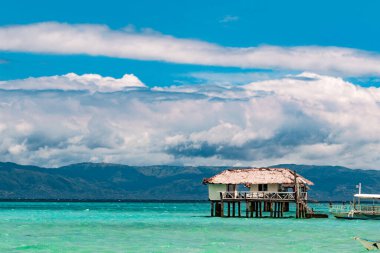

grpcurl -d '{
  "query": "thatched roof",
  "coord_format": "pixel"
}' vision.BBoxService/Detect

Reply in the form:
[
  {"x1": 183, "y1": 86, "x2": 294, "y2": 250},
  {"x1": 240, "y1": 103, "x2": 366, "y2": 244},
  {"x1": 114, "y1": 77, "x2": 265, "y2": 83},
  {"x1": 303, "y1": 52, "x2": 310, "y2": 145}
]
[{"x1": 203, "y1": 168, "x2": 313, "y2": 186}]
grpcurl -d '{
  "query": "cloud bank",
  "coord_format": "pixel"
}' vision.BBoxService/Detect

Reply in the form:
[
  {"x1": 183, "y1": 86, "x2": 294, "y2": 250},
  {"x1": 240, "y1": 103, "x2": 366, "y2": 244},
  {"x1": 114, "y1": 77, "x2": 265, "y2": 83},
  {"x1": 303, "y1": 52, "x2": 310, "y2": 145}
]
[
  {"x1": 2, "y1": 22, "x2": 380, "y2": 76},
  {"x1": 0, "y1": 72, "x2": 380, "y2": 169},
  {"x1": 0, "y1": 73, "x2": 145, "y2": 92}
]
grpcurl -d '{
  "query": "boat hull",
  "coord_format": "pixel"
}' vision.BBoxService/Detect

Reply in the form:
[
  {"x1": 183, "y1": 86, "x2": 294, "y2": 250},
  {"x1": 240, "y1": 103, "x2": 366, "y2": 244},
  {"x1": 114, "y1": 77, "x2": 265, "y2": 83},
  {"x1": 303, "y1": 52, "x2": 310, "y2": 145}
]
[{"x1": 331, "y1": 212, "x2": 380, "y2": 220}]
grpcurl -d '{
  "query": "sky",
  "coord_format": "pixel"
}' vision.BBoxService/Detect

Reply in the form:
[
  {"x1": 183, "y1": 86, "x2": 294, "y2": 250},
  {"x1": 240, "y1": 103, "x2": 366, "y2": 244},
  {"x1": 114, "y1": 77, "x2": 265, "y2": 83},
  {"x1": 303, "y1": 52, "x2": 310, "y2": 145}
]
[{"x1": 1, "y1": 0, "x2": 380, "y2": 168}]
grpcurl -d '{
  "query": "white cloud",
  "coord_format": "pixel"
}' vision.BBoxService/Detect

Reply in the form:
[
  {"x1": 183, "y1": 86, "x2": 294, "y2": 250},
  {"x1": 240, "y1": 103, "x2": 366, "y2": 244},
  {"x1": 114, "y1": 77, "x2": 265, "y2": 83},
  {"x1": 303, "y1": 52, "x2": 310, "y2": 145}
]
[
  {"x1": 0, "y1": 72, "x2": 380, "y2": 169},
  {"x1": 2, "y1": 22, "x2": 380, "y2": 76},
  {"x1": 220, "y1": 15, "x2": 239, "y2": 23},
  {"x1": 0, "y1": 73, "x2": 145, "y2": 91}
]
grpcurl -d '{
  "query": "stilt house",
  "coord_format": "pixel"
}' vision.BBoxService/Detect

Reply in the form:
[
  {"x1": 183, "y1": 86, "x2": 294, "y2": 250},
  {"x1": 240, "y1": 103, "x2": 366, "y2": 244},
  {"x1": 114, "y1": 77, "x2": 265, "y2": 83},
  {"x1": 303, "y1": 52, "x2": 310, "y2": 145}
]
[{"x1": 203, "y1": 168, "x2": 315, "y2": 218}]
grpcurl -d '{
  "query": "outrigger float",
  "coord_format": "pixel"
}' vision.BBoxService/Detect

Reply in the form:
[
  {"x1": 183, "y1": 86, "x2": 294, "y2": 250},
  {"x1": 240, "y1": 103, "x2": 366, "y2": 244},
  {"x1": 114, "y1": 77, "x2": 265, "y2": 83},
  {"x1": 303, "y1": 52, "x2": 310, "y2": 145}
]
[
  {"x1": 329, "y1": 183, "x2": 380, "y2": 220},
  {"x1": 354, "y1": 237, "x2": 380, "y2": 251}
]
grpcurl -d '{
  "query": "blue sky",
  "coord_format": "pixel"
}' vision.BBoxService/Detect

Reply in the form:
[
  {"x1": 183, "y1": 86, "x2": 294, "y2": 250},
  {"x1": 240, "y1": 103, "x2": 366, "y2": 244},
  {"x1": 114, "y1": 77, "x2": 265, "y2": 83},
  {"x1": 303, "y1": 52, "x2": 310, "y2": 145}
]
[
  {"x1": 1, "y1": 1, "x2": 380, "y2": 168},
  {"x1": 2, "y1": 0, "x2": 380, "y2": 86}
]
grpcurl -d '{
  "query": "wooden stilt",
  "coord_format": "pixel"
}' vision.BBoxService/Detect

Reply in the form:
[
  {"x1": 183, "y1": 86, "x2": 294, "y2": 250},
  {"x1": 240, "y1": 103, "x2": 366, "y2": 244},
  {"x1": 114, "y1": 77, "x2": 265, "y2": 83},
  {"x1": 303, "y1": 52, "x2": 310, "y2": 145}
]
[
  {"x1": 238, "y1": 201, "x2": 241, "y2": 217},
  {"x1": 255, "y1": 202, "x2": 258, "y2": 218},
  {"x1": 270, "y1": 202, "x2": 273, "y2": 218},
  {"x1": 228, "y1": 202, "x2": 230, "y2": 217},
  {"x1": 232, "y1": 202, "x2": 236, "y2": 217},
  {"x1": 215, "y1": 202, "x2": 221, "y2": 217},
  {"x1": 245, "y1": 201, "x2": 249, "y2": 218},
  {"x1": 250, "y1": 202, "x2": 253, "y2": 218},
  {"x1": 276, "y1": 202, "x2": 279, "y2": 218},
  {"x1": 211, "y1": 201, "x2": 214, "y2": 217},
  {"x1": 219, "y1": 192, "x2": 224, "y2": 217},
  {"x1": 259, "y1": 201, "x2": 263, "y2": 217}
]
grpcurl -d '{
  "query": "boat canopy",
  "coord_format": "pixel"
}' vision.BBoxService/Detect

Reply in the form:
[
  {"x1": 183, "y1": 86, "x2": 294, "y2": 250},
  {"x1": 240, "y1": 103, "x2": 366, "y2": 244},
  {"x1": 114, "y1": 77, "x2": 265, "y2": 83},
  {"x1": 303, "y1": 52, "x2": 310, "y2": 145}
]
[{"x1": 354, "y1": 194, "x2": 380, "y2": 199}]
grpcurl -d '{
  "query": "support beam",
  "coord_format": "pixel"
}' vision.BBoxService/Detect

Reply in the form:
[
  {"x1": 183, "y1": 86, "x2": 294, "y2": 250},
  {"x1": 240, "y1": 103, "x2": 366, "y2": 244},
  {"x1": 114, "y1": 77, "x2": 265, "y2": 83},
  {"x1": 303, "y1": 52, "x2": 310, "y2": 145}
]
[{"x1": 211, "y1": 201, "x2": 214, "y2": 217}]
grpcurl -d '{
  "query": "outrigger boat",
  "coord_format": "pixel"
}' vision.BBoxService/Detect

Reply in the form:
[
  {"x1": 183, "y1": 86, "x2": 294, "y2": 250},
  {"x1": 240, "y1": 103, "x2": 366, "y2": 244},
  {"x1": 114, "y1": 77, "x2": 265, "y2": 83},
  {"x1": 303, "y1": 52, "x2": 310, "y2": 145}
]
[
  {"x1": 329, "y1": 183, "x2": 380, "y2": 220},
  {"x1": 354, "y1": 237, "x2": 380, "y2": 251}
]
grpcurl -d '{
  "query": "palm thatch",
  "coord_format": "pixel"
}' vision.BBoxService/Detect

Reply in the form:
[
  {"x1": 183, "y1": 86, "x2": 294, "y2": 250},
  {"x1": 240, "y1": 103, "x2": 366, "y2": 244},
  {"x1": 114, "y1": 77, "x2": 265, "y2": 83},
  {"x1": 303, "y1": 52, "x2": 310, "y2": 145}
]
[{"x1": 203, "y1": 168, "x2": 313, "y2": 185}]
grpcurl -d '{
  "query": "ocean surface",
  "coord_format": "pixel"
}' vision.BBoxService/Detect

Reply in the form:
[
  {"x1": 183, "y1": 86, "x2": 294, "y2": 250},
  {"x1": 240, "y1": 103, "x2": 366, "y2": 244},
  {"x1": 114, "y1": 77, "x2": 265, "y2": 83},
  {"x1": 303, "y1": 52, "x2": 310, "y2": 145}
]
[{"x1": 0, "y1": 202, "x2": 377, "y2": 252}]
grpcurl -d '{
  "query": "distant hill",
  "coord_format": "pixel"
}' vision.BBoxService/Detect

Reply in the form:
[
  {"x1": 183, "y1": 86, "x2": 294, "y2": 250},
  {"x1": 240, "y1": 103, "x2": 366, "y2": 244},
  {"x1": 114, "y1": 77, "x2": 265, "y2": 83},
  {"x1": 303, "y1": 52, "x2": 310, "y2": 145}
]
[{"x1": 0, "y1": 162, "x2": 379, "y2": 201}]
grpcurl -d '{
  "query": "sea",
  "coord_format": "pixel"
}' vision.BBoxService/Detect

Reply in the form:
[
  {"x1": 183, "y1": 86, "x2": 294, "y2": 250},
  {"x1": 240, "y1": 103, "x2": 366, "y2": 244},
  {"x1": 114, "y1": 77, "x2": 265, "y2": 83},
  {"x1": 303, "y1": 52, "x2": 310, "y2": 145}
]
[{"x1": 0, "y1": 201, "x2": 377, "y2": 252}]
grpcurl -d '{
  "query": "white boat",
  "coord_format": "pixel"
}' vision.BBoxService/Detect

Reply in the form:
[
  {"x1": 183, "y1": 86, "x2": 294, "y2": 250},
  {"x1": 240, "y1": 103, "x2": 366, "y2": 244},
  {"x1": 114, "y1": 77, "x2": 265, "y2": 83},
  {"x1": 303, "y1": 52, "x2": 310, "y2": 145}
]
[
  {"x1": 329, "y1": 183, "x2": 380, "y2": 220},
  {"x1": 354, "y1": 237, "x2": 380, "y2": 251}
]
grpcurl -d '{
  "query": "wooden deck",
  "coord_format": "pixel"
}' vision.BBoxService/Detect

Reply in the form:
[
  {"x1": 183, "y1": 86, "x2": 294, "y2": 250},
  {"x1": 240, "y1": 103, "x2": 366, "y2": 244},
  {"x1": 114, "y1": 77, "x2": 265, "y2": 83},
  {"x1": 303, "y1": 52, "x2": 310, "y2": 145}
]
[{"x1": 209, "y1": 191, "x2": 314, "y2": 218}]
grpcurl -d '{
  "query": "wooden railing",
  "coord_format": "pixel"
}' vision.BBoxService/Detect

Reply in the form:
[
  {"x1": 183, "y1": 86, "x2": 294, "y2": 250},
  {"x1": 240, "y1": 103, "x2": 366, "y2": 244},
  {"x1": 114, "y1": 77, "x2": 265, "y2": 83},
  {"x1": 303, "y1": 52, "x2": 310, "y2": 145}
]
[{"x1": 220, "y1": 191, "x2": 308, "y2": 201}]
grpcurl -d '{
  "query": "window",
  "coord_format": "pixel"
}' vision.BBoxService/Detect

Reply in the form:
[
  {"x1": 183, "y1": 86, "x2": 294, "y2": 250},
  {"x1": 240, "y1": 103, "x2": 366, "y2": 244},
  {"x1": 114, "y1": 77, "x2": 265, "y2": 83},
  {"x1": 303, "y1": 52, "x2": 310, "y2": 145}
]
[
  {"x1": 258, "y1": 184, "x2": 268, "y2": 191},
  {"x1": 227, "y1": 184, "x2": 236, "y2": 192}
]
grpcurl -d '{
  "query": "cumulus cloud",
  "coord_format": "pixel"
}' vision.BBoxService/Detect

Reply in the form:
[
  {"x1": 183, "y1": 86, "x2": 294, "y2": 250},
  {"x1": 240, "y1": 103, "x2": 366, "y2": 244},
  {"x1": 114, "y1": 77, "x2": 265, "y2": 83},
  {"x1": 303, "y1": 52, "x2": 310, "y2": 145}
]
[
  {"x1": 2, "y1": 22, "x2": 380, "y2": 76},
  {"x1": 0, "y1": 72, "x2": 380, "y2": 169},
  {"x1": 0, "y1": 73, "x2": 145, "y2": 91},
  {"x1": 219, "y1": 15, "x2": 239, "y2": 23}
]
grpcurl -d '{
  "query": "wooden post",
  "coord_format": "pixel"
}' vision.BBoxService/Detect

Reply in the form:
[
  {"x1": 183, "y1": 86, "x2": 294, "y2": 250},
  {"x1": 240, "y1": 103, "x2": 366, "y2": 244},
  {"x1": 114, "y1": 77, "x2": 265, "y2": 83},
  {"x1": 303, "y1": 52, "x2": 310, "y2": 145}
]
[
  {"x1": 276, "y1": 202, "x2": 279, "y2": 218},
  {"x1": 250, "y1": 202, "x2": 253, "y2": 218},
  {"x1": 228, "y1": 202, "x2": 231, "y2": 217},
  {"x1": 245, "y1": 201, "x2": 249, "y2": 218},
  {"x1": 275, "y1": 203, "x2": 278, "y2": 218},
  {"x1": 232, "y1": 202, "x2": 236, "y2": 217},
  {"x1": 255, "y1": 202, "x2": 258, "y2": 218},
  {"x1": 220, "y1": 192, "x2": 224, "y2": 217},
  {"x1": 238, "y1": 201, "x2": 241, "y2": 217},
  {"x1": 292, "y1": 170, "x2": 300, "y2": 219},
  {"x1": 215, "y1": 202, "x2": 221, "y2": 217},
  {"x1": 259, "y1": 201, "x2": 263, "y2": 217},
  {"x1": 211, "y1": 201, "x2": 214, "y2": 217},
  {"x1": 270, "y1": 202, "x2": 273, "y2": 218}
]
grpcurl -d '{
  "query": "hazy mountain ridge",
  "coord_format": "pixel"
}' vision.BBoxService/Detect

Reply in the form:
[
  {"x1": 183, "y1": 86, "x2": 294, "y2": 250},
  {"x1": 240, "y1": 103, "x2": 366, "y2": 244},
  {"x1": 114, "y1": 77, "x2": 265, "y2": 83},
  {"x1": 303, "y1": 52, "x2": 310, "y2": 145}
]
[{"x1": 0, "y1": 162, "x2": 378, "y2": 201}]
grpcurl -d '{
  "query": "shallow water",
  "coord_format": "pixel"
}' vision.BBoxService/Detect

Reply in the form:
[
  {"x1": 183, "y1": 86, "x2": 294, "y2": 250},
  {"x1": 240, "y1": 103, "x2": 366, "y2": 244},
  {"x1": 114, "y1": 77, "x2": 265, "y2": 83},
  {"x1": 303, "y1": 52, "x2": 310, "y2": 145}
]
[{"x1": 0, "y1": 202, "x2": 377, "y2": 252}]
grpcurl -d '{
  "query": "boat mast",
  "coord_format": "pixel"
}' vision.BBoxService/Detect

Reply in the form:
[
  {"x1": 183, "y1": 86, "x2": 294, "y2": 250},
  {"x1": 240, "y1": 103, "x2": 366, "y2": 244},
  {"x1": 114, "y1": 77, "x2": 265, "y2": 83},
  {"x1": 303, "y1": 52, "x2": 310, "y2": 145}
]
[{"x1": 356, "y1": 183, "x2": 362, "y2": 206}]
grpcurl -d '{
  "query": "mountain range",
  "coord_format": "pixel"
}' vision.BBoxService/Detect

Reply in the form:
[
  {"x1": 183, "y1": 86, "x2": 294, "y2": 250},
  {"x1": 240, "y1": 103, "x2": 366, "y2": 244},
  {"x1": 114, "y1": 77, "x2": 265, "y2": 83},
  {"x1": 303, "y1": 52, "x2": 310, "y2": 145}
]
[{"x1": 0, "y1": 162, "x2": 379, "y2": 201}]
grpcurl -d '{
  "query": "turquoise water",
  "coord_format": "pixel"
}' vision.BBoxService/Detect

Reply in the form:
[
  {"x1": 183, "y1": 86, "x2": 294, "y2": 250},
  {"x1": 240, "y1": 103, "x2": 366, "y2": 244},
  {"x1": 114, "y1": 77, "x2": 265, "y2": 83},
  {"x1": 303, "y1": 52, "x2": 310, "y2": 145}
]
[{"x1": 0, "y1": 202, "x2": 377, "y2": 252}]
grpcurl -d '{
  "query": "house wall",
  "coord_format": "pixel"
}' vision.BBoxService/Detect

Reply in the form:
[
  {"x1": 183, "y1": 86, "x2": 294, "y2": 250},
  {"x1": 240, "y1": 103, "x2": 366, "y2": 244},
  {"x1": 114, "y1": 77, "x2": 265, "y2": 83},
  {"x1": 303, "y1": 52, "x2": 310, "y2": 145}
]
[
  {"x1": 208, "y1": 184, "x2": 227, "y2": 200},
  {"x1": 250, "y1": 183, "x2": 280, "y2": 192}
]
